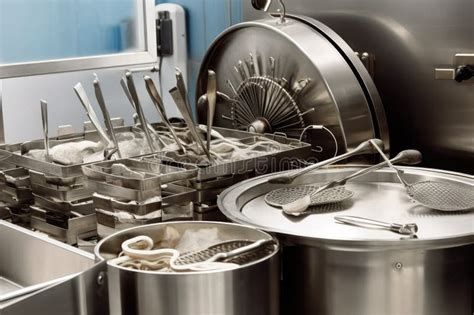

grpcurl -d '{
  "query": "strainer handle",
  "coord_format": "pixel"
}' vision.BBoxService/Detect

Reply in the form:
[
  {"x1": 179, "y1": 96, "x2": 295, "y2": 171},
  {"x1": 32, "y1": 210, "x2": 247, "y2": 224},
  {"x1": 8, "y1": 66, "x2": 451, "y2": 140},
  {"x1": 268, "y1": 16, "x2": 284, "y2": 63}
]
[
  {"x1": 268, "y1": 139, "x2": 384, "y2": 184},
  {"x1": 335, "y1": 215, "x2": 392, "y2": 229},
  {"x1": 370, "y1": 140, "x2": 411, "y2": 187},
  {"x1": 333, "y1": 149, "x2": 422, "y2": 186}
]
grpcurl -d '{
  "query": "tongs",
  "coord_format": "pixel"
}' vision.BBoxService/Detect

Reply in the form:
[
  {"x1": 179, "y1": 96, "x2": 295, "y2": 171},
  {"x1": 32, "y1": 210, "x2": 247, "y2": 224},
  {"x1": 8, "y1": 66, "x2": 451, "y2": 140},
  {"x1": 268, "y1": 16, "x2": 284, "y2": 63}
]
[
  {"x1": 144, "y1": 76, "x2": 187, "y2": 154},
  {"x1": 335, "y1": 215, "x2": 419, "y2": 236}
]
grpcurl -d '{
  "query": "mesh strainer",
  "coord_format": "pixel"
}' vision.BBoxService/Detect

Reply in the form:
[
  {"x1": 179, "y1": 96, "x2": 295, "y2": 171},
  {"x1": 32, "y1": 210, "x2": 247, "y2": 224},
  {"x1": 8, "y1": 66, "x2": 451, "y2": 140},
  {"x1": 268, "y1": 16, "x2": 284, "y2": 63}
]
[
  {"x1": 171, "y1": 238, "x2": 275, "y2": 271},
  {"x1": 370, "y1": 140, "x2": 474, "y2": 212},
  {"x1": 265, "y1": 149, "x2": 423, "y2": 216},
  {"x1": 265, "y1": 186, "x2": 353, "y2": 210}
]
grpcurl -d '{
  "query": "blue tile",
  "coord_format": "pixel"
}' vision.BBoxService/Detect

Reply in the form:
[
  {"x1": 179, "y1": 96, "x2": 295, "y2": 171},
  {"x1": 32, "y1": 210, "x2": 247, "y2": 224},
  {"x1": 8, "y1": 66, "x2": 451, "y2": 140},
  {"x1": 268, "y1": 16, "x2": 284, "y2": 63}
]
[{"x1": 203, "y1": 0, "x2": 230, "y2": 45}]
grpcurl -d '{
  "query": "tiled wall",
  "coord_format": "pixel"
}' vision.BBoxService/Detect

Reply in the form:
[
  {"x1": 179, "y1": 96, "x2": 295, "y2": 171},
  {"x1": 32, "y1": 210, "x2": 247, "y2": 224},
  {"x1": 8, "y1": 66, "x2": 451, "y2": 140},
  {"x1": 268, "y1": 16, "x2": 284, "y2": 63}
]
[
  {"x1": 156, "y1": 0, "x2": 243, "y2": 104},
  {"x1": 0, "y1": 0, "x2": 137, "y2": 64}
]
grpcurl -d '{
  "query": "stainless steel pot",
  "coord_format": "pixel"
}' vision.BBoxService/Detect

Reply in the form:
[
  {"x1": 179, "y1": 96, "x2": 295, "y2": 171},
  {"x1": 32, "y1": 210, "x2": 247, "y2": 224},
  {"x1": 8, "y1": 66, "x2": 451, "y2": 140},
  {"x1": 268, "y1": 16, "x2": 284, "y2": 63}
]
[
  {"x1": 94, "y1": 221, "x2": 280, "y2": 315},
  {"x1": 196, "y1": 13, "x2": 389, "y2": 160},
  {"x1": 218, "y1": 166, "x2": 474, "y2": 315}
]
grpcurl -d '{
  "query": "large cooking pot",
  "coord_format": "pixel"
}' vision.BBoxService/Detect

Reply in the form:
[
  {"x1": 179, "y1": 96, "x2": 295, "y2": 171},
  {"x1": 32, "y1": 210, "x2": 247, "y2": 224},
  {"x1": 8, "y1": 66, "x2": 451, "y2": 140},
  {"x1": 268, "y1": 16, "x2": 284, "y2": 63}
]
[
  {"x1": 94, "y1": 221, "x2": 280, "y2": 315},
  {"x1": 218, "y1": 166, "x2": 474, "y2": 315}
]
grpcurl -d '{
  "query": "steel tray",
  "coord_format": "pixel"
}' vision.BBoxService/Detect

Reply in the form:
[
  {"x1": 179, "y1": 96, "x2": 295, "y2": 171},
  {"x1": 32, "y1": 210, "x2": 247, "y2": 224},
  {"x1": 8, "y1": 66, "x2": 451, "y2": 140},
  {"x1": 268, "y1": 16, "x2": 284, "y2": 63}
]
[
  {"x1": 82, "y1": 158, "x2": 197, "y2": 190},
  {"x1": 30, "y1": 206, "x2": 97, "y2": 244},
  {"x1": 33, "y1": 194, "x2": 94, "y2": 215},
  {"x1": 143, "y1": 129, "x2": 311, "y2": 181}
]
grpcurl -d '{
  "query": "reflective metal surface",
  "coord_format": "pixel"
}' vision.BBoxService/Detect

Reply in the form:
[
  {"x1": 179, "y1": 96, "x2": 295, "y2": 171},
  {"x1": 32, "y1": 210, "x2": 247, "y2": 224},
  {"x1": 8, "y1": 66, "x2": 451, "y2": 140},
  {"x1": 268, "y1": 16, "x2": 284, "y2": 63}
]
[
  {"x1": 95, "y1": 221, "x2": 280, "y2": 315},
  {"x1": 218, "y1": 166, "x2": 474, "y2": 315},
  {"x1": 219, "y1": 166, "x2": 474, "y2": 244},
  {"x1": 196, "y1": 16, "x2": 389, "y2": 161},
  {"x1": 245, "y1": 0, "x2": 474, "y2": 174},
  {"x1": 0, "y1": 220, "x2": 95, "y2": 310}
]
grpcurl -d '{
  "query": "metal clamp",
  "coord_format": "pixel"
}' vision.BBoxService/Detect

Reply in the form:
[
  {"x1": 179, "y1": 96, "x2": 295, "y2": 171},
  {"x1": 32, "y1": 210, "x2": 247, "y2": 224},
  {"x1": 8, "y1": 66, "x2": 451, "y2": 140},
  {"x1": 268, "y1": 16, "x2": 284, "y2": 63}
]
[
  {"x1": 251, "y1": 0, "x2": 287, "y2": 24},
  {"x1": 435, "y1": 53, "x2": 474, "y2": 82}
]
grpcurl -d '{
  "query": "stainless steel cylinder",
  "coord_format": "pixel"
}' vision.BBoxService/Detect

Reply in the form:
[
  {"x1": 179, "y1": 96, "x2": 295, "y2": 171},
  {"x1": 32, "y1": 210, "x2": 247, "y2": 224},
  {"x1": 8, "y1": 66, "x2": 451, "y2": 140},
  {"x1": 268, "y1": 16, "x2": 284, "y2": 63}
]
[
  {"x1": 281, "y1": 242, "x2": 474, "y2": 315},
  {"x1": 95, "y1": 221, "x2": 280, "y2": 315},
  {"x1": 218, "y1": 166, "x2": 474, "y2": 315}
]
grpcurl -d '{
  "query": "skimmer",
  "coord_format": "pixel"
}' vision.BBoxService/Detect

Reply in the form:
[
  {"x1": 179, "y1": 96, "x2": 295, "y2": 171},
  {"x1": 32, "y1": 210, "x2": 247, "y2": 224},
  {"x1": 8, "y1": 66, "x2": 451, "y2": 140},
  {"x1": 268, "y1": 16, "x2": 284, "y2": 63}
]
[{"x1": 370, "y1": 140, "x2": 474, "y2": 211}]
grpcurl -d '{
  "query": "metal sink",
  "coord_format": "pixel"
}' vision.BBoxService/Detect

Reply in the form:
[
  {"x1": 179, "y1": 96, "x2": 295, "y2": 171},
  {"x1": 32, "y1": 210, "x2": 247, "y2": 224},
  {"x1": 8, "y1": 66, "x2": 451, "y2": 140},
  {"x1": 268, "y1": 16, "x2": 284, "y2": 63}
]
[{"x1": 0, "y1": 220, "x2": 94, "y2": 310}]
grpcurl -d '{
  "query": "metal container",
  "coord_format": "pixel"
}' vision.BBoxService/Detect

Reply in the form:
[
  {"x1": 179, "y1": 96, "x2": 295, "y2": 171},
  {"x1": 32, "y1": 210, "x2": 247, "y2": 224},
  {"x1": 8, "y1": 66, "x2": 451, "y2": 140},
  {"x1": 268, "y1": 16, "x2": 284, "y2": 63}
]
[
  {"x1": 218, "y1": 166, "x2": 474, "y2": 315},
  {"x1": 244, "y1": 0, "x2": 474, "y2": 174},
  {"x1": 94, "y1": 221, "x2": 280, "y2": 315},
  {"x1": 0, "y1": 220, "x2": 95, "y2": 311},
  {"x1": 196, "y1": 13, "x2": 389, "y2": 161}
]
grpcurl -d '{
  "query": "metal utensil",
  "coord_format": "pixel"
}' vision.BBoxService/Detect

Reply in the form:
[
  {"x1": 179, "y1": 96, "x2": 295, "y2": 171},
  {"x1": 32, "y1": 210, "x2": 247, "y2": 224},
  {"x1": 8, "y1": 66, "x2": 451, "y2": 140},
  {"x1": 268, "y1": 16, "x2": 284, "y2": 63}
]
[
  {"x1": 251, "y1": 0, "x2": 272, "y2": 11},
  {"x1": 39, "y1": 100, "x2": 52, "y2": 162},
  {"x1": 144, "y1": 76, "x2": 187, "y2": 154},
  {"x1": 171, "y1": 238, "x2": 275, "y2": 271},
  {"x1": 73, "y1": 83, "x2": 112, "y2": 148},
  {"x1": 175, "y1": 67, "x2": 193, "y2": 116},
  {"x1": 93, "y1": 74, "x2": 122, "y2": 158},
  {"x1": 169, "y1": 87, "x2": 213, "y2": 162},
  {"x1": 120, "y1": 77, "x2": 159, "y2": 137},
  {"x1": 335, "y1": 215, "x2": 419, "y2": 235},
  {"x1": 370, "y1": 140, "x2": 474, "y2": 211},
  {"x1": 124, "y1": 71, "x2": 156, "y2": 153},
  {"x1": 206, "y1": 70, "x2": 217, "y2": 153},
  {"x1": 268, "y1": 139, "x2": 384, "y2": 184},
  {"x1": 268, "y1": 149, "x2": 423, "y2": 215}
]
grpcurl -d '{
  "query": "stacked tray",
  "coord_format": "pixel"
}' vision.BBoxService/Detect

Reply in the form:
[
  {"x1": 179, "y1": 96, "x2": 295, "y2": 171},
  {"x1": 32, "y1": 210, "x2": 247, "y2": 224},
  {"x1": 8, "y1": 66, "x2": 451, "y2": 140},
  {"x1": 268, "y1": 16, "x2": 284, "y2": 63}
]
[
  {"x1": 82, "y1": 158, "x2": 198, "y2": 237},
  {"x1": 0, "y1": 166, "x2": 33, "y2": 225},
  {"x1": 0, "y1": 124, "x2": 172, "y2": 243},
  {"x1": 28, "y1": 169, "x2": 96, "y2": 244},
  {"x1": 143, "y1": 131, "x2": 312, "y2": 220}
]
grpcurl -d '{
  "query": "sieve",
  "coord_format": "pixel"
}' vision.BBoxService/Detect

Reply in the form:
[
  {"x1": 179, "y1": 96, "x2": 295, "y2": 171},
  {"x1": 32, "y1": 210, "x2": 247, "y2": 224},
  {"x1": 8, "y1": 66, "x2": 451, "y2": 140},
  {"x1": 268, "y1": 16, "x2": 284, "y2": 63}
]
[
  {"x1": 108, "y1": 235, "x2": 275, "y2": 272},
  {"x1": 370, "y1": 140, "x2": 474, "y2": 212},
  {"x1": 171, "y1": 238, "x2": 275, "y2": 271},
  {"x1": 265, "y1": 149, "x2": 423, "y2": 215}
]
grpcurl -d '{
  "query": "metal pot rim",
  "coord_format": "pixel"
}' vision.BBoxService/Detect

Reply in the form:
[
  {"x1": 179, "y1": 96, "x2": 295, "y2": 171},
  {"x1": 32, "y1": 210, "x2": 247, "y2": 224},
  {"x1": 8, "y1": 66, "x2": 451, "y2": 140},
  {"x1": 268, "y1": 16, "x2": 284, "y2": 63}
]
[
  {"x1": 218, "y1": 166, "x2": 474, "y2": 250},
  {"x1": 94, "y1": 221, "x2": 279, "y2": 275}
]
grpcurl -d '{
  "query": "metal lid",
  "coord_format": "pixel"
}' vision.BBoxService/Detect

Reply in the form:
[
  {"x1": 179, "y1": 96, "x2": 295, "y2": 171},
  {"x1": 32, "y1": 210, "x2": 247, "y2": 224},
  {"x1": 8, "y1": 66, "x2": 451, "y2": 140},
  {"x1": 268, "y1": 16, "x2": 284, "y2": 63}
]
[
  {"x1": 195, "y1": 15, "x2": 389, "y2": 161},
  {"x1": 218, "y1": 166, "x2": 474, "y2": 248}
]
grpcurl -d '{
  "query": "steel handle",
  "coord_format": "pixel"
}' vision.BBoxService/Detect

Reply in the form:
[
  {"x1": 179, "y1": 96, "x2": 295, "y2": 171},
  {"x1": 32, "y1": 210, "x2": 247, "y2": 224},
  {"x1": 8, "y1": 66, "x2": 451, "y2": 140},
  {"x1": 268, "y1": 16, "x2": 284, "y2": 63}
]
[
  {"x1": 144, "y1": 76, "x2": 168, "y2": 120},
  {"x1": 206, "y1": 70, "x2": 217, "y2": 153},
  {"x1": 335, "y1": 215, "x2": 392, "y2": 230},
  {"x1": 220, "y1": 239, "x2": 274, "y2": 261},
  {"x1": 175, "y1": 68, "x2": 193, "y2": 117},
  {"x1": 125, "y1": 72, "x2": 156, "y2": 153},
  {"x1": 93, "y1": 77, "x2": 122, "y2": 158},
  {"x1": 144, "y1": 76, "x2": 187, "y2": 153},
  {"x1": 40, "y1": 100, "x2": 50, "y2": 158},
  {"x1": 334, "y1": 149, "x2": 422, "y2": 185},
  {"x1": 73, "y1": 83, "x2": 112, "y2": 148},
  {"x1": 268, "y1": 138, "x2": 384, "y2": 184},
  {"x1": 370, "y1": 140, "x2": 410, "y2": 187},
  {"x1": 170, "y1": 87, "x2": 213, "y2": 162}
]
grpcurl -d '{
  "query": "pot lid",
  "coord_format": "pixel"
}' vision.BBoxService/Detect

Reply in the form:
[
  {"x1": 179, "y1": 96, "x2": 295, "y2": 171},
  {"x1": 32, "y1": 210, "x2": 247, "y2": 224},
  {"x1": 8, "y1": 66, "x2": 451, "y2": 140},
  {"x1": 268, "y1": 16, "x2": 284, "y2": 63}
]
[
  {"x1": 195, "y1": 14, "x2": 389, "y2": 161},
  {"x1": 218, "y1": 166, "x2": 474, "y2": 248}
]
